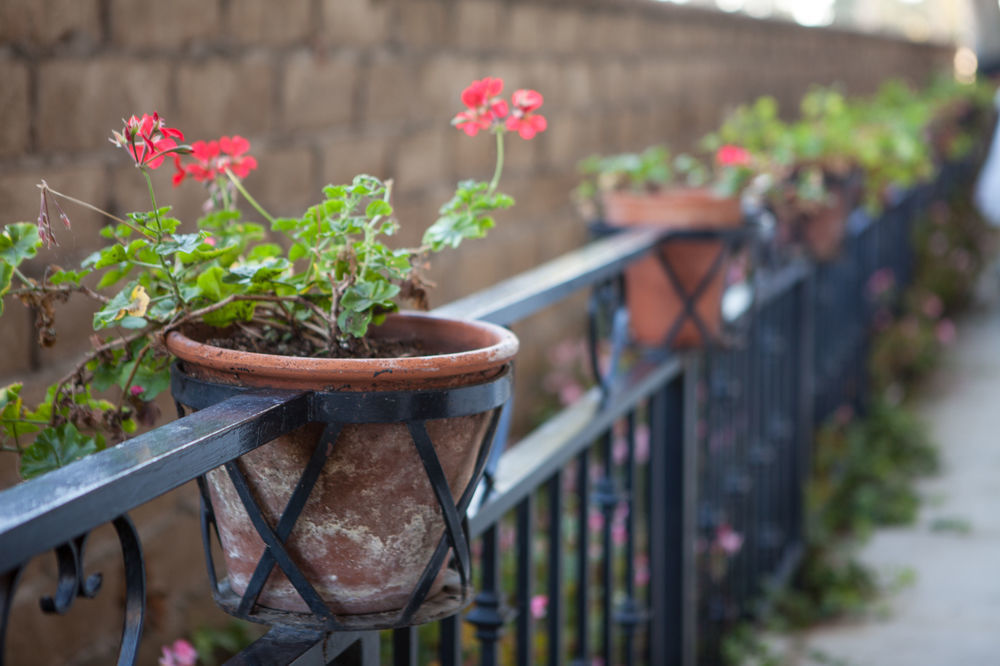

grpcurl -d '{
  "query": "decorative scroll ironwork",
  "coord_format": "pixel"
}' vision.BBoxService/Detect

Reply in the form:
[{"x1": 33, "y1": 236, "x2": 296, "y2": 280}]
[
  {"x1": 171, "y1": 363, "x2": 512, "y2": 632},
  {"x1": 0, "y1": 514, "x2": 145, "y2": 666}
]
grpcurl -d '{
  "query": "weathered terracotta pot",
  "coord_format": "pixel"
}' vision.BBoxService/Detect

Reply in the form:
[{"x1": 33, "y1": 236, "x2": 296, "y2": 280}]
[
  {"x1": 166, "y1": 312, "x2": 518, "y2": 616},
  {"x1": 601, "y1": 188, "x2": 743, "y2": 348},
  {"x1": 796, "y1": 194, "x2": 849, "y2": 262},
  {"x1": 774, "y1": 168, "x2": 861, "y2": 262}
]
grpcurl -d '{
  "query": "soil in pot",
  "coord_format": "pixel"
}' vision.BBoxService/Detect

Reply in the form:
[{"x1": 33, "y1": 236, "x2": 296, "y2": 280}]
[{"x1": 167, "y1": 313, "x2": 518, "y2": 616}]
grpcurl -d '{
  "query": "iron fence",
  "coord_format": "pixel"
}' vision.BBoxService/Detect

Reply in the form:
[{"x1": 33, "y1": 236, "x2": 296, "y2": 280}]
[{"x1": 0, "y1": 164, "x2": 966, "y2": 665}]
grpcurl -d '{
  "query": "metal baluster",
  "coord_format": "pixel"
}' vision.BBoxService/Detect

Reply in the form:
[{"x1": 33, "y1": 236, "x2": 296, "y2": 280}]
[
  {"x1": 466, "y1": 526, "x2": 504, "y2": 666},
  {"x1": 547, "y1": 471, "x2": 565, "y2": 666},
  {"x1": 0, "y1": 566, "x2": 24, "y2": 666},
  {"x1": 439, "y1": 615, "x2": 462, "y2": 666},
  {"x1": 615, "y1": 411, "x2": 642, "y2": 666},
  {"x1": 649, "y1": 374, "x2": 686, "y2": 665},
  {"x1": 516, "y1": 495, "x2": 536, "y2": 666},
  {"x1": 572, "y1": 450, "x2": 590, "y2": 665},
  {"x1": 594, "y1": 432, "x2": 617, "y2": 666},
  {"x1": 392, "y1": 627, "x2": 417, "y2": 666}
]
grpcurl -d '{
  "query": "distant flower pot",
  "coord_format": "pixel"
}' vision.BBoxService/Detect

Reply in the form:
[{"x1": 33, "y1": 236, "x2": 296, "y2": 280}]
[
  {"x1": 775, "y1": 169, "x2": 861, "y2": 262},
  {"x1": 167, "y1": 312, "x2": 517, "y2": 627},
  {"x1": 796, "y1": 194, "x2": 851, "y2": 261},
  {"x1": 599, "y1": 188, "x2": 745, "y2": 348}
]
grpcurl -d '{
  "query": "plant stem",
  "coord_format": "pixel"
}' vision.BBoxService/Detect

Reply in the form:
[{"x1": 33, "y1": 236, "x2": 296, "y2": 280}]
[
  {"x1": 117, "y1": 343, "x2": 150, "y2": 411},
  {"x1": 488, "y1": 130, "x2": 505, "y2": 194},
  {"x1": 141, "y1": 169, "x2": 186, "y2": 309},
  {"x1": 40, "y1": 184, "x2": 152, "y2": 239},
  {"x1": 225, "y1": 168, "x2": 275, "y2": 226},
  {"x1": 141, "y1": 169, "x2": 163, "y2": 237}
]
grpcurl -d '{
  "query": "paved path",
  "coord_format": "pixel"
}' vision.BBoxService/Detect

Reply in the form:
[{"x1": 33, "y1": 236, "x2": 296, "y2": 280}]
[{"x1": 779, "y1": 281, "x2": 1000, "y2": 666}]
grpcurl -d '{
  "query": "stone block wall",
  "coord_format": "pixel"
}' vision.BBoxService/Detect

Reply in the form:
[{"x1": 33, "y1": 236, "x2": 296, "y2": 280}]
[{"x1": 0, "y1": 0, "x2": 951, "y2": 662}]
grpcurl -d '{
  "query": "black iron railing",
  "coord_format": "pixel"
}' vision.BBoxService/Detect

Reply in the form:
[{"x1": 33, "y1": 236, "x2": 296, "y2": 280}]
[{"x1": 0, "y1": 164, "x2": 970, "y2": 665}]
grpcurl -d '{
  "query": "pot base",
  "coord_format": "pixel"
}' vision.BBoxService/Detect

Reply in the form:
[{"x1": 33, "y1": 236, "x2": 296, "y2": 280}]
[{"x1": 212, "y1": 568, "x2": 472, "y2": 631}]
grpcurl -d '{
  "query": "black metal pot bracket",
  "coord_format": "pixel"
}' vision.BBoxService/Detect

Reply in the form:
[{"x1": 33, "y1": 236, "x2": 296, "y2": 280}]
[
  {"x1": 171, "y1": 362, "x2": 512, "y2": 632},
  {"x1": 653, "y1": 227, "x2": 754, "y2": 350}
]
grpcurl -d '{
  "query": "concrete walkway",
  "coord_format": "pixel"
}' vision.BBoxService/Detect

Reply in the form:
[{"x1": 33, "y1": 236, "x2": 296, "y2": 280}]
[{"x1": 777, "y1": 281, "x2": 1000, "y2": 665}]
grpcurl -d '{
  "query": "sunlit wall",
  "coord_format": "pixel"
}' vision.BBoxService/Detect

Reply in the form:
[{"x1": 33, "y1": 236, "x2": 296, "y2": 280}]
[{"x1": 654, "y1": 0, "x2": 971, "y2": 45}]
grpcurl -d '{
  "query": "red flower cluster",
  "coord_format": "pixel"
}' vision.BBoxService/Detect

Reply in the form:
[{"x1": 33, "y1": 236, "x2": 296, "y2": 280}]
[
  {"x1": 506, "y1": 89, "x2": 547, "y2": 140},
  {"x1": 452, "y1": 77, "x2": 547, "y2": 140},
  {"x1": 109, "y1": 113, "x2": 184, "y2": 169},
  {"x1": 173, "y1": 135, "x2": 258, "y2": 186},
  {"x1": 715, "y1": 144, "x2": 751, "y2": 167}
]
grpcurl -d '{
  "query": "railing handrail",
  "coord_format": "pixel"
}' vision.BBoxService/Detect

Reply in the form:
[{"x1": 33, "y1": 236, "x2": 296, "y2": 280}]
[{"x1": 0, "y1": 391, "x2": 309, "y2": 573}]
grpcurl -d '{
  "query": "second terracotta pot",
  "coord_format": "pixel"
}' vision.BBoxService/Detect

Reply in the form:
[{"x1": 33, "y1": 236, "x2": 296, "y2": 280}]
[{"x1": 600, "y1": 188, "x2": 743, "y2": 348}]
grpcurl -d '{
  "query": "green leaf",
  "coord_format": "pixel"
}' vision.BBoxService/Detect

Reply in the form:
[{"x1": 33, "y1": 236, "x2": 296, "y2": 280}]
[
  {"x1": 95, "y1": 263, "x2": 133, "y2": 290},
  {"x1": 20, "y1": 424, "x2": 100, "y2": 480},
  {"x1": 0, "y1": 262, "x2": 12, "y2": 316},
  {"x1": 118, "y1": 315, "x2": 148, "y2": 329},
  {"x1": 196, "y1": 266, "x2": 230, "y2": 301},
  {"x1": 93, "y1": 282, "x2": 139, "y2": 329},
  {"x1": 92, "y1": 244, "x2": 127, "y2": 269},
  {"x1": 48, "y1": 268, "x2": 90, "y2": 286},
  {"x1": 0, "y1": 223, "x2": 41, "y2": 267},
  {"x1": 366, "y1": 200, "x2": 393, "y2": 219},
  {"x1": 202, "y1": 300, "x2": 256, "y2": 327},
  {"x1": 272, "y1": 217, "x2": 302, "y2": 232},
  {"x1": 122, "y1": 358, "x2": 171, "y2": 399},
  {"x1": 247, "y1": 243, "x2": 283, "y2": 261},
  {"x1": 337, "y1": 306, "x2": 373, "y2": 339}
]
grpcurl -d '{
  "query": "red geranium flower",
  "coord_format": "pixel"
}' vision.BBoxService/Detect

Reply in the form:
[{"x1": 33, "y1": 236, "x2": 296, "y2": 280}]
[
  {"x1": 110, "y1": 113, "x2": 184, "y2": 170},
  {"x1": 453, "y1": 77, "x2": 509, "y2": 137},
  {"x1": 505, "y1": 89, "x2": 547, "y2": 140},
  {"x1": 174, "y1": 135, "x2": 257, "y2": 186},
  {"x1": 715, "y1": 144, "x2": 751, "y2": 167}
]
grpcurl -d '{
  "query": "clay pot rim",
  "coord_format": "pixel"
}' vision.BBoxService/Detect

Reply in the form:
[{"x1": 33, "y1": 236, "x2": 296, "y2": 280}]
[
  {"x1": 602, "y1": 185, "x2": 734, "y2": 201},
  {"x1": 599, "y1": 187, "x2": 743, "y2": 230},
  {"x1": 164, "y1": 311, "x2": 518, "y2": 388}
]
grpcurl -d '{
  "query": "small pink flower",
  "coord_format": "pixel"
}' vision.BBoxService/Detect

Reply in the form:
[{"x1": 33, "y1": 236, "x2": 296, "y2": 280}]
[
  {"x1": 715, "y1": 144, "x2": 751, "y2": 167},
  {"x1": 952, "y1": 249, "x2": 973, "y2": 273},
  {"x1": 936, "y1": 319, "x2": 956, "y2": 345},
  {"x1": 635, "y1": 424, "x2": 650, "y2": 464},
  {"x1": 505, "y1": 89, "x2": 547, "y2": 140},
  {"x1": 612, "y1": 522, "x2": 627, "y2": 546},
  {"x1": 558, "y1": 382, "x2": 584, "y2": 406},
  {"x1": 129, "y1": 385, "x2": 145, "y2": 397},
  {"x1": 158, "y1": 639, "x2": 197, "y2": 666},
  {"x1": 530, "y1": 594, "x2": 548, "y2": 619},
  {"x1": 866, "y1": 268, "x2": 895, "y2": 298},
  {"x1": 833, "y1": 404, "x2": 854, "y2": 426},
  {"x1": 922, "y1": 294, "x2": 943, "y2": 319},
  {"x1": 715, "y1": 524, "x2": 743, "y2": 556},
  {"x1": 588, "y1": 509, "x2": 604, "y2": 532},
  {"x1": 612, "y1": 434, "x2": 628, "y2": 465}
]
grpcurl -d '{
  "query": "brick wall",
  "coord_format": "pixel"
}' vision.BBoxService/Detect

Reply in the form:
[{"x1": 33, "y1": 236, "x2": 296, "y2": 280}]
[{"x1": 0, "y1": 1, "x2": 952, "y2": 662}]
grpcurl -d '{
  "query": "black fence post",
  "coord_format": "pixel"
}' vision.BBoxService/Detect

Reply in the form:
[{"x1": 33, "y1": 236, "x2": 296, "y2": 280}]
[{"x1": 648, "y1": 355, "x2": 698, "y2": 666}]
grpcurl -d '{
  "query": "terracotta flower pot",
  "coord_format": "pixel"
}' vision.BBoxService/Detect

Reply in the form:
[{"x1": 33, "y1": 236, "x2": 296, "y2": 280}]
[
  {"x1": 166, "y1": 312, "x2": 518, "y2": 617},
  {"x1": 797, "y1": 193, "x2": 850, "y2": 261},
  {"x1": 774, "y1": 168, "x2": 861, "y2": 262},
  {"x1": 600, "y1": 188, "x2": 743, "y2": 348}
]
